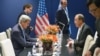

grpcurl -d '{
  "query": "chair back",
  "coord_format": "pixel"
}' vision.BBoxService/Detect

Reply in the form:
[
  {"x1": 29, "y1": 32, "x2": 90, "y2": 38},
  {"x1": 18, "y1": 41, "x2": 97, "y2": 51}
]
[
  {"x1": 82, "y1": 35, "x2": 93, "y2": 56},
  {"x1": 6, "y1": 28, "x2": 12, "y2": 38},
  {"x1": 0, "y1": 32, "x2": 7, "y2": 41},
  {"x1": 0, "y1": 39, "x2": 15, "y2": 56}
]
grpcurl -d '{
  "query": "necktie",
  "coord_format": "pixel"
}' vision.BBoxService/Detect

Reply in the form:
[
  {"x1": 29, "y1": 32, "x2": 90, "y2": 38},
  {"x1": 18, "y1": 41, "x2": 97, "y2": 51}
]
[
  {"x1": 64, "y1": 8, "x2": 71, "y2": 34},
  {"x1": 64, "y1": 8, "x2": 70, "y2": 23},
  {"x1": 76, "y1": 28, "x2": 81, "y2": 40},
  {"x1": 22, "y1": 30, "x2": 26, "y2": 43}
]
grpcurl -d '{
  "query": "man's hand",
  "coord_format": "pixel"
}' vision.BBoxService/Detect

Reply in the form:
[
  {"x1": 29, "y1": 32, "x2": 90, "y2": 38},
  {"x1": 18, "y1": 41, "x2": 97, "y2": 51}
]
[
  {"x1": 66, "y1": 39, "x2": 74, "y2": 48},
  {"x1": 67, "y1": 38, "x2": 73, "y2": 42},
  {"x1": 84, "y1": 51, "x2": 91, "y2": 56}
]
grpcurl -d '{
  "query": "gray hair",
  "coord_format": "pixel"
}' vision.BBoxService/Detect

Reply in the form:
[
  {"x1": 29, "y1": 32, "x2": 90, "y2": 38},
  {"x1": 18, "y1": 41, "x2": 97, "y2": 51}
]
[
  {"x1": 76, "y1": 14, "x2": 85, "y2": 22},
  {"x1": 18, "y1": 15, "x2": 31, "y2": 23}
]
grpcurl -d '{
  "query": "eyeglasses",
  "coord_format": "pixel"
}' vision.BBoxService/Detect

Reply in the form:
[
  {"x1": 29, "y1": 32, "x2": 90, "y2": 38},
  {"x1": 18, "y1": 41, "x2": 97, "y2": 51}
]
[{"x1": 89, "y1": 7, "x2": 98, "y2": 14}]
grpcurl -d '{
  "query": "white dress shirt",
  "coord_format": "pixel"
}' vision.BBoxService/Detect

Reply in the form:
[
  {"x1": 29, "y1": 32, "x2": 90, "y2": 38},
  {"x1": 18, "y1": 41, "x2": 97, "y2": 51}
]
[
  {"x1": 76, "y1": 23, "x2": 85, "y2": 40},
  {"x1": 64, "y1": 8, "x2": 70, "y2": 23},
  {"x1": 66, "y1": 23, "x2": 85, "y2": 47}
]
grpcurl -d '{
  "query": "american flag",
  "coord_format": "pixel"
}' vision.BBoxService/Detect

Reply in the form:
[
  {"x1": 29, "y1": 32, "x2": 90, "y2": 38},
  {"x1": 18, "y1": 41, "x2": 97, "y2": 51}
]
[{"x1": 35, "y1": 0, "x2": 49, "y2": 35}]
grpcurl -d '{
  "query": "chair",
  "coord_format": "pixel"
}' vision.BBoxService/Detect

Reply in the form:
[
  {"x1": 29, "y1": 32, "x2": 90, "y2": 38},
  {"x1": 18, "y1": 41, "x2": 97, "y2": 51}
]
[
  {"x1": 82, "y1": 35, "x2": 93, "y2": 56},
  {"x1": 88, "y1": 40, "x2": 95, "y2": 50},
  {"x1": 0, "y1": 32, "x2": 8, "y2": 56},
  {"x1": 6, "y1": 28, "x2": 12, "y2": 38},
  {"x1": 88, "y1": 31, "x2": 97, "y2": 50},
  {"x1": 0, "y1": 32, "x2": 7, "y2": 41},
  {"x1": 57, "y1": 22, "x2": 65, "y2": 32},
  {"x1": 0, "y1": 48, "x2": 1, "y2": 56},
  {"x1": 92, "y1": 31, "x2": 100, "y2": 56},
  {"x1": 0, "y1": 39, "x2": 15, "y2": 56}
]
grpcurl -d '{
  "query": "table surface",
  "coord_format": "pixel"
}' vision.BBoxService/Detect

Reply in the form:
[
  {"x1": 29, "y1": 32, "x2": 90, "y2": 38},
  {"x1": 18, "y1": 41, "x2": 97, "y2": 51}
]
[{"x1": 19, "y1": 34, "x2": 77, "y2": 56}]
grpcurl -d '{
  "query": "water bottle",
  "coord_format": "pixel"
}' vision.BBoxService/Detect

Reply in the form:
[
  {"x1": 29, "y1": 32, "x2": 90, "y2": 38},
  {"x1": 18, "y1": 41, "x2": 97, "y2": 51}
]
[
  {"x1": 59, "y1": 30, "x2": 63, "y2": 46},
  {"x1": 32, "y1": 45, "x2": 36, "y2": 54},
  {"x1": 27, "y1": 51, "x2": 32, "y2": 56},
  {"x1": 59, "y1": 30, "x2": 63, "y2": 38},
  {"x1": 57, "y1": 30, "x2": 62, "y2": 54}
]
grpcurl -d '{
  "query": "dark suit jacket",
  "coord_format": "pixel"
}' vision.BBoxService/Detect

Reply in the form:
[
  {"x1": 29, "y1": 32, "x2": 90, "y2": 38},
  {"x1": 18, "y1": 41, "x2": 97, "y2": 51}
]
[
  {"x1": 56, "y1": 9, "x2": 69, "y2": 34},
  {"x1": 17, "y1": 12, "x2": 31, "y2": 35},
  {"x1": 17, "y1": 12, "x2": 27, "y2": 23},
  {"x1": 11, "y1": 24, "x2": 36, "y2": 56},
  {"x1": 89, "y1": 19, "x2": 100, "y2": 55},
  {"x1": 74, "y1": 23, "x2": 93, "y2": 55}
]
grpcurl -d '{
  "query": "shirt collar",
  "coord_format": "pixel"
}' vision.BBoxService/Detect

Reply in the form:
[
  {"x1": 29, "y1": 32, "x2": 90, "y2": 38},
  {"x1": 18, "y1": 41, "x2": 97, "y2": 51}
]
[
  {"x1": 19, "y1": 23, "x2": 24, "y2": 31},
  {"x1": 79, "y1": 23, "x2": 85, "y2": 30}
]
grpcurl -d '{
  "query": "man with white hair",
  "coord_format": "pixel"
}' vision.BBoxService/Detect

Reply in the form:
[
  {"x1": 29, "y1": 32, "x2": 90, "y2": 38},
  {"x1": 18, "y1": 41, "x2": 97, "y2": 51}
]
[{"x1": 11, "y1": 15, "x2": 36, "y2": 56}]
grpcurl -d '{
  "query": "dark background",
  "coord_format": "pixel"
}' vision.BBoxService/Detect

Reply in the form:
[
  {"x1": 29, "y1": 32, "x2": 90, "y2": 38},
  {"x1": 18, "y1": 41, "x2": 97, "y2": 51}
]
[{"x1": 0, "y1": 0, "x2": 95, "y2": 39}]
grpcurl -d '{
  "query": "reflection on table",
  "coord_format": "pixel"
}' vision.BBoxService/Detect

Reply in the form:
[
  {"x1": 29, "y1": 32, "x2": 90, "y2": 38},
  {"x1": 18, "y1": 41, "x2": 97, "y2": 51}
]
[
  {"x1": 32, "y1": 42, "x2": 61, "y2": 56},
  {"x1": 19, "y1": 34, "x2": 76, "y2": 56}
]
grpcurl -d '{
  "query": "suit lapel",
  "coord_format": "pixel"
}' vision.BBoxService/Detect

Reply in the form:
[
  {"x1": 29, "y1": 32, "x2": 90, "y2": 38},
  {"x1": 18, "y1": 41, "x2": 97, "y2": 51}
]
[
  {"x1": 62, "y1": 9, "x2": 67, "y2": 18},
  {"x1": 78, "y1": 24, "x2": 85, "y2": 41},
  {"x1": 62, "y1": 9, "x2": 68, "y2": 24},
  {"x1": 18, "y1": 25, "x2": 25, "y2": 39}
]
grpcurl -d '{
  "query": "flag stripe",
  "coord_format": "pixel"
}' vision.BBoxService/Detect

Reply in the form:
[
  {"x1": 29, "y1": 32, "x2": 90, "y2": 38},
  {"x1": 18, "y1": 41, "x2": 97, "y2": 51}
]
[
  {"x1": 35, "y1": 14, "x2": 48, "y2": 35},
  {"x1": 42, "y1": 14, "x2": 49, "y2": 26},
  {"x1": 37, "y1": 14, "x2": 46, "y2": 26},
  {"x1": 36, "y1": 17, "x2": 45, "y2": 31},
  {"x1": 35, "y1": 26, "x2": 41, "y2": 35},
  {"x1": 42, "y1": 16, "x2": 48, "y2": 26},
  {"x1": 35, "y1": 0, "x2": 49, "y2": 35},
  {"x1": 35, "y1": 21, "x2": 42, "y2": 32}
]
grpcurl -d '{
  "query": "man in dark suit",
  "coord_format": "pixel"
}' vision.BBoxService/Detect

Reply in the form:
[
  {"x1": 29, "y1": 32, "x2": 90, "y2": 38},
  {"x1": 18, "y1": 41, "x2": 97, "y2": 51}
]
[
  {"x1": 11, "y1": 15, "x2": 36, "y2": 56},
  {"x1": 67, "y1": 14, "x2": 93, "y2": 56},
  {"x1": 56, "y1": 0, "x2": 70, "y2": 35},
  {"x1": 17, "y1": 4, "x2": 33, "y2": 35},
  {"x1": 85, "y1": 0, "x2": 100, "y2": 56}
]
